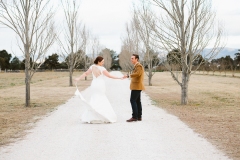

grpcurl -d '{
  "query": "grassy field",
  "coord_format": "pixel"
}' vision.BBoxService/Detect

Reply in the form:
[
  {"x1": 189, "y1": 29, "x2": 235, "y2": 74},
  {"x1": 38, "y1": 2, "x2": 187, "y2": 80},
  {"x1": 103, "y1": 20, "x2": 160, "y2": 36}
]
[
  {"x1": 144, "y1": 71, "x2": 240, "y2": 160},
  {"x1": 0, "y1": 71, "x2": 239, "y2": 159},
  {"x1": 0, "y1": 71, "x2": 92, "y2": 146}
]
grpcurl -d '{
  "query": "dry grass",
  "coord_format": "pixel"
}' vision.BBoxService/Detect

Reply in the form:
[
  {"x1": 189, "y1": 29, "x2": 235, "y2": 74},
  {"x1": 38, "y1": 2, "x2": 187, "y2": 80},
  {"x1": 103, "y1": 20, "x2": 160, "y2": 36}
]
[
  {"x1": 195, "y1": 70, "x2": 240, "y2": 78},
  {"x1": 144, "y1": 72, "x2": 240, "y2": 160},
  {"x1": 0, "y1": 71, "x2": 92, "y2": 146}
]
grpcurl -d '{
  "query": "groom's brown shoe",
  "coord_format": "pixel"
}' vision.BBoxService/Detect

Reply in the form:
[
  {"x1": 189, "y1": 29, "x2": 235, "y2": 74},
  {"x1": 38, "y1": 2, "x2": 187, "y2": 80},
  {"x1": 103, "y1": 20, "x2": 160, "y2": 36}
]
[
  {"x1": 126, "y1": 118, "x2": 137, "y2": 122},
  {"x1": 138, "y1": 118, "x2": 142, "y2": 121}
]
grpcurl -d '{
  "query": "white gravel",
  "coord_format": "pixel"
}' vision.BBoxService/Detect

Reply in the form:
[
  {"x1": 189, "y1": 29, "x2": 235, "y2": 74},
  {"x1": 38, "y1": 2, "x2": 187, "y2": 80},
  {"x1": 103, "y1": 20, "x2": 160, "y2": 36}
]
[{"x1": 0, "y1": 71, "x2": 230, "y2": 160}]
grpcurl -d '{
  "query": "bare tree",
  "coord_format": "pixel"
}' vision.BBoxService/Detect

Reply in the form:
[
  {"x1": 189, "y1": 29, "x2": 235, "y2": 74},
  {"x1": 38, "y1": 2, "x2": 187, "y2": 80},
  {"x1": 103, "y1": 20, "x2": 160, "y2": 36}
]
[
  {"x1": 119, "y1": 44, "x2": 134, "y2": 72},
  {"x1": 209, "y1": 60, "x2": 218, "y2": 75},
  {"x1": 133, "y1": 2, "x2": 159, "y2": 86},
  {"x1": 227, "y1": 56, "x2": 236, "y2": 77},
  {"x1": 233, "y1": 50, "x2": 240, "y2": 75},
  {"x1": 219, "y1": 59, "x2": 228, "y2": 76},
  {"x1": 148, "y1": 0, "x2": 224, "y2": 104},
  {"x1": 81, "y1": 25, "x2": 90, "y2": 80},
  {"x1": 100, "y1": 48, "x2": 112, "y2": 70},
  {"x1": 58, "y1": 0, "x2": 85, "y2": 86},
  {"x1": 89, "y1": 36, "x2": 101, "y2": 63},
  {"x1": 119, "y1": 22, "x2": 142, "y2": 72},
  {"x1": 235, "y1": 50, "x2": 240, "y2": 72},
  {"x1": 0, "y1": 0, "x2": 56, "y2": 107}
]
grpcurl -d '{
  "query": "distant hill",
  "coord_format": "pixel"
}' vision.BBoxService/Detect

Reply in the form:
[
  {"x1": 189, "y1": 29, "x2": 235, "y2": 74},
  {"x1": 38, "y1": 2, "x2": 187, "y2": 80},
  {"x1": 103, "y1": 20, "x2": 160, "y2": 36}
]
[{"x1": 203, "y1": 48, "x2": 239, "y2": 59}]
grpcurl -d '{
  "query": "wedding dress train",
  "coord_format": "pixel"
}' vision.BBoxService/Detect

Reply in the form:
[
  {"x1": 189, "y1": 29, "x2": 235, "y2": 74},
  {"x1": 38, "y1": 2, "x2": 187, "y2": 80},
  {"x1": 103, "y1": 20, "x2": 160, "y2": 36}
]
[{"x1": 75, "y1": 65, "x2": 117, "y2": 123}]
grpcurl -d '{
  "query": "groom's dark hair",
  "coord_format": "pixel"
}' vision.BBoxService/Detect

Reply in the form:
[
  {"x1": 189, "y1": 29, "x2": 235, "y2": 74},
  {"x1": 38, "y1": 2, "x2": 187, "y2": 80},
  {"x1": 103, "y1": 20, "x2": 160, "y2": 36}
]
[{"x1": 132, "y1": 54, "x2": 139, "y2": 61}]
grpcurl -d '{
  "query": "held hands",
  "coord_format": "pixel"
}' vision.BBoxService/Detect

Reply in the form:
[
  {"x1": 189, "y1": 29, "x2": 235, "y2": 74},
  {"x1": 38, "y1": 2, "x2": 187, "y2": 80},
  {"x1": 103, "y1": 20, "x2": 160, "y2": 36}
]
[
  {"x1": 123, "y1": 73, "x2": 129, "y2": 78},
  {"x1": 120, "y1": 75, "x2": 129, "y2": 80}
]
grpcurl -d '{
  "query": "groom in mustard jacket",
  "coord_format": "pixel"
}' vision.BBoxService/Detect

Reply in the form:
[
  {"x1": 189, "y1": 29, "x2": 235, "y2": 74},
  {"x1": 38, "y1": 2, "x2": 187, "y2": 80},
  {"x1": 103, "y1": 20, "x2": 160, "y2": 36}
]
[{"x1": 125, "y1": 54, "x2": 145, "y2": 122}]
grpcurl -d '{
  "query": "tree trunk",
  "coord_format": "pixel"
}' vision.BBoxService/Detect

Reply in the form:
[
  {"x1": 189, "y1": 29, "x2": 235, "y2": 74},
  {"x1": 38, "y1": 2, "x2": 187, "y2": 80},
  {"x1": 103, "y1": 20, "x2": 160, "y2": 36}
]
[
  {"x1": 25, "y1": 68, "x2": 30, "y2": 107},
  {"x1": 25, "y1": 51, "x2": 30, "y2": 107},
  {"x1": 181, "y1": 70, "x2": 189, "y2": 105},
  {"x1": 148, "y1": 69, "x2": 152, "y2": 86},
  {"x1": 232, "y1": 67, "x2": 235, "y2": 77},
  {"x1": 69, "y1": 66, "x2": 73, "y2": 86},
  {"x1": 24, "y1": 22, "x2": 30, "y2": 107},
  {"x1": 24, "y1": 4, "x2": 30, "y2": 107},
  {"x1": 84, "y1": 64, "x2": 87, "y2": 80},
  {"x1": 84, "y1": 56, "x2": 87, "y2": 80}
]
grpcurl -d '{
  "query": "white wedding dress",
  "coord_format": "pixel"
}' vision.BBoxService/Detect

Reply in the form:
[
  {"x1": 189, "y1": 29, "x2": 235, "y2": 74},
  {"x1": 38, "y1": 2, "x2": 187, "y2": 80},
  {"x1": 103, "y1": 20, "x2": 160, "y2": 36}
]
[{"x1": 76, "y1": 65, "x2": 117, "y2": 123}]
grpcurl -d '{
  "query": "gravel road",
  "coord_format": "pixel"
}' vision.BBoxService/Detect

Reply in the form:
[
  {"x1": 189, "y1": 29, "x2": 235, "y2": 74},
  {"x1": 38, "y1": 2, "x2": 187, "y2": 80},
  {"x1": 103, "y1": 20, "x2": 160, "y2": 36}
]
[{"x1": 0, "y1": 71, "x2": 230, "y2": 160}]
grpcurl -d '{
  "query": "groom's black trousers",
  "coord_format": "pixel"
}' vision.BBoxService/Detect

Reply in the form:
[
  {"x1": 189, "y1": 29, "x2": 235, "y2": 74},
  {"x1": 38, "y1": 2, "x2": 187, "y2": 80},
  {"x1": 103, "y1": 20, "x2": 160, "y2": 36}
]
[{"x1": 130, "y1": 90, "x2": 142, "y2": 119}]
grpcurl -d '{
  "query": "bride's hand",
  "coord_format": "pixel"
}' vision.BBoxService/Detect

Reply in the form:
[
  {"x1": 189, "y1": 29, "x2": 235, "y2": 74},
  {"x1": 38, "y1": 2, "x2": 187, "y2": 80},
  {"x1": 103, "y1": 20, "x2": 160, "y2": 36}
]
[
  {"x1": 123, "y1": 75, "x2": 128, "y2": 79},
  {"x1": 75, "y1": 78, "x2": 80, "y2": 83},
  {"x1": 121, "y1": 76, "x2": 127, "y2": 80}
]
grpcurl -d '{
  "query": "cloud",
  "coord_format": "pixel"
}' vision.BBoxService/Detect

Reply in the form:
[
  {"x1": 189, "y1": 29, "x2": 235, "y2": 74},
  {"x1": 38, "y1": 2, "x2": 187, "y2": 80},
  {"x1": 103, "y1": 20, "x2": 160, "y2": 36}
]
[
  {"x1": 213, "y1": 0, "x2": 240, "y2": 38},
  {"x1": 1, "y1": 0, "x2": 239, "y2": 57},
  {"x1": 78, "y1": 0, "x2": 133, "y2": 52}
]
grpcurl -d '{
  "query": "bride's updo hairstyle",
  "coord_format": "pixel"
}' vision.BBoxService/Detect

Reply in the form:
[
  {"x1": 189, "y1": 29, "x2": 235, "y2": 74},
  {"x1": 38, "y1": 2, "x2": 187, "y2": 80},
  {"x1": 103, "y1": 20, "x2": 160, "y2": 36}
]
[{"x1": 94, "y1": 56, "x2": 104, "y2": 64}]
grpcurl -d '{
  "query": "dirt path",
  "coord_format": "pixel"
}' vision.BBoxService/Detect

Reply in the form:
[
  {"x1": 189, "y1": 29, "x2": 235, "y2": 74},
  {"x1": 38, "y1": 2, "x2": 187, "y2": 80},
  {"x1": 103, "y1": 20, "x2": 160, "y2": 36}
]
[{"x1": 0, "y1": 72, "x2": 230, "y2": 160}]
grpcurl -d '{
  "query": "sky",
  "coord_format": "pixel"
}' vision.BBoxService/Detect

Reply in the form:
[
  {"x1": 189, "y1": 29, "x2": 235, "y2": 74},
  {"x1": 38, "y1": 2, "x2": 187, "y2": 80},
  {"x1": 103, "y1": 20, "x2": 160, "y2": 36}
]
[{"x1": 0, "y1": 0, "x2": 240, "y2": 58}]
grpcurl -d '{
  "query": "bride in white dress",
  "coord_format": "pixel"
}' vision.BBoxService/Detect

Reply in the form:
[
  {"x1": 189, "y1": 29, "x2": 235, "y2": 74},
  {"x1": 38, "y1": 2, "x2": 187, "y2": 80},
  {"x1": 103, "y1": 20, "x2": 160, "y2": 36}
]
[{"x1": 75, "y1": 56, "x2": 125, "y2": 124}]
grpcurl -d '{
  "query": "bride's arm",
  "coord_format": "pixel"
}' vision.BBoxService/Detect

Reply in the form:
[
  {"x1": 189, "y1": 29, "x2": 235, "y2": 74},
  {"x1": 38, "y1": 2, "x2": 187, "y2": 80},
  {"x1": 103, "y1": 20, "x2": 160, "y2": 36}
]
[
  {"x1": 103, "y1": 70, "x2": 124, "y2": 79},
  {"x1": 75, "y1": 68, "x2": 92, "y2": 82}
]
